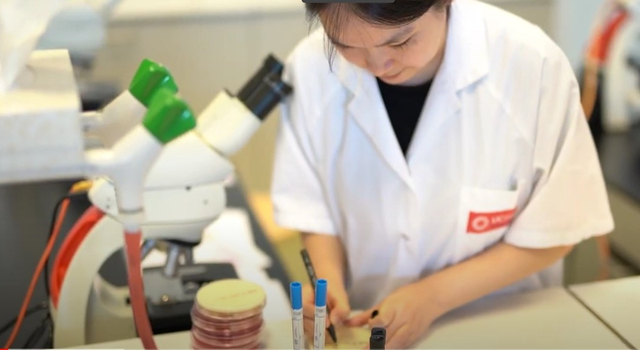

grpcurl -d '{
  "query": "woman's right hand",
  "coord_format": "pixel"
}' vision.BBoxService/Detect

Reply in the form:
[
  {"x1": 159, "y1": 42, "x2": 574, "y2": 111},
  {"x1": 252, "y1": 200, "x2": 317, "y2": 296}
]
[{"x1": 302, "y1": 282, "x2": 351, "y2": 339}]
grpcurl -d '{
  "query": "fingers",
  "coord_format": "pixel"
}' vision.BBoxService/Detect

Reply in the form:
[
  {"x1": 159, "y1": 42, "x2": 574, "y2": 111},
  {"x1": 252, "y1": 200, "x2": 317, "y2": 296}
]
[
  {"x1": 385, "y1": 324, "x2": 411, "y2": 350},
  {"x1": 303, "y1": 304, "x2": 316, "y2": 327},
  {"x1": 304, "y1": 281, "x2": 352, "y2": 328},
  {"x1": 303, "y1": 304, "x2": 315, "y2": 319},
  {"x1": 369, "y1": 307, "x2": 397, "y2": 340},
  {"x1": 302, "y1": 283, "x2": 317, "y2": 336},
  {"x1": 302, "y1": 283, "x2": 315, "y2": 317},
  {"x1": 302, "y1": 283, "x2": 315, "y2": 306},
  {"x1": 368, "y1": 309, "x2": 393, "y2": 329},
  {"x1": 303, "y1": 315, "x2": 314, "y2": 338},
  {"x1": 328, "y1": 291, "x2": 351, "y2": 325},
  {"x1": 303, "y1": 284, "x2": 329, "y2": 328},
  {"x1": 345, "y1": 308, "x2": 375, "y2": 327}
]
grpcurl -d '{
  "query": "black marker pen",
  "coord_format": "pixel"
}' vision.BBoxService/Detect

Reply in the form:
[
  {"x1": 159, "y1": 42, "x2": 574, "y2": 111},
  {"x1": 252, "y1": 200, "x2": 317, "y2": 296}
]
[{"x1": 301, "y1": 249, "x2": 338, "y2": 344}]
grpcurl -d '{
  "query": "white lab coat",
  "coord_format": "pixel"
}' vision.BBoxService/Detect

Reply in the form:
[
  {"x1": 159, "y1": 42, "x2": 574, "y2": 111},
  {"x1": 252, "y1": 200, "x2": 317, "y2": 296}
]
[{"x1": 271, "y1": 0, "x2": 614, "y2": 310}]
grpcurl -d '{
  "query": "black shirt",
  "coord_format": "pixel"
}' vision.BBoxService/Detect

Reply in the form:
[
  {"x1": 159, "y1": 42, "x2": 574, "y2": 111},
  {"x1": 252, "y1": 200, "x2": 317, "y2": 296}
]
[{"x1": 377, "y1": 78, "x2": 433, "y2": 156}]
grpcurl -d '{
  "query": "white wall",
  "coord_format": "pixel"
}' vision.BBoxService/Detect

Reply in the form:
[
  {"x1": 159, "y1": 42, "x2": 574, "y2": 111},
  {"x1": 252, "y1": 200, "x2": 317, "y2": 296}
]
[
  {"x1": 484, "y1": 0, "x2": 605, "y2": 69},
  {"x1": 554, "y1": 0, "x2": 605, "y2": 69}
]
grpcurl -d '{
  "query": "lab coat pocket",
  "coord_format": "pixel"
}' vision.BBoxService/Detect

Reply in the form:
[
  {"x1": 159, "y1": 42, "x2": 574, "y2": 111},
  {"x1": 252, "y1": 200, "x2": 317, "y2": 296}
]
[{"x1": 454, "y1": 186, "x2": 521, "y2": 261}]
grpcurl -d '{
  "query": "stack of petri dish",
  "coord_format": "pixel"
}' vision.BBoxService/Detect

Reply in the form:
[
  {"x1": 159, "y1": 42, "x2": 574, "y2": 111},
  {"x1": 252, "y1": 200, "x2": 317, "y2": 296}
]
[{"x1": 191, "y1": 279, "x2": 267, "y2": 349}]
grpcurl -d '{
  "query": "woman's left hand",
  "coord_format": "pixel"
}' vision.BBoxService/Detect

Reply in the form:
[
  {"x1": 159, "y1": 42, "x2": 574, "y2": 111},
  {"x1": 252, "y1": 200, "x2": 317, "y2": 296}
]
[{"x1": 345, "y1": 281, "x2": 442, "y2": 349}]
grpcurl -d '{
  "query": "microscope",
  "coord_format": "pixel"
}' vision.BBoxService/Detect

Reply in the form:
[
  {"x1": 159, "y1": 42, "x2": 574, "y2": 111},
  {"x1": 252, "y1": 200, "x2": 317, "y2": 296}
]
[
  {"x1": 48, "y1": 55, "x2": 292, "y2": 348},
  {"x1": 0, "y1": 3, "x2": 292, "y2": 347}
]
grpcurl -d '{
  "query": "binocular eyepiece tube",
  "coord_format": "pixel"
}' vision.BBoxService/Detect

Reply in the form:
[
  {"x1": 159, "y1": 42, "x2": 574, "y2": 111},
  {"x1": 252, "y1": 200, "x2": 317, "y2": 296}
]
[{"x1": 237, "y1": 54, "x2": 293, "y2": 120}]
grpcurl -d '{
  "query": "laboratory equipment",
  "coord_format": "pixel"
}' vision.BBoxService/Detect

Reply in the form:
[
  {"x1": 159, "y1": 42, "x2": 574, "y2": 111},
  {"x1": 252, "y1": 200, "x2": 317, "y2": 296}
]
[
  {"x1": 47, "y1": 54, "x2": 291, "y2": 347},
  {"x1": 314, "y1": 279, "x2": 328, "y2": 350},
  {"x1": 37, "y1": 0, "x2": 124, "y2": 109},
  {"x1": 302, "y1": 249, "x2": 338, "y2": 343},
  {"x1": 0, "y1": 5, "x2": 292, "y2": 348},
  {"x1": 0, "y1": 46, "x2": 196, "y2": 350},
  {"x1": 190, "y1": 279, "x2": 266, "y2": 350},
  {"x1": 290, "y1": 282, "x2": 304, "y2": 350},
  {"x1": 37, "y1": 0, "x2": 121, "y2": 67}
]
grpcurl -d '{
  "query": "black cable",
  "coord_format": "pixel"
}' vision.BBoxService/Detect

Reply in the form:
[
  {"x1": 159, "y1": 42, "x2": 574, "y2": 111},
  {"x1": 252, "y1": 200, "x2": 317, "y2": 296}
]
[
  {"x1": 37, "y1": 190, "x2": 87, "y2": 347},
  {"x1": 0, "y1": 190, "x2": 88, "y2": 347},
  {"x1": 44, "y1": 313, "x2": 54, "y2": 348},
  {"x1": 22, "y1": 313, "x2": 51, "y2": 348},
  {"x1": 0, "y1": 302, "x2": 47, "y2": 336}
]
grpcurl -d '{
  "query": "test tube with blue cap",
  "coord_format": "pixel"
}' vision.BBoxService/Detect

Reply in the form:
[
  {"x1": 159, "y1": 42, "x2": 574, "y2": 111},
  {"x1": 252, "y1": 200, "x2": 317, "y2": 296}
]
[
  {"x1": 290, "y1": 282, "x2": 304, "y2": 350},
  {"x1": 314, "y1": 279, "x2": 328, "y2": 350}
]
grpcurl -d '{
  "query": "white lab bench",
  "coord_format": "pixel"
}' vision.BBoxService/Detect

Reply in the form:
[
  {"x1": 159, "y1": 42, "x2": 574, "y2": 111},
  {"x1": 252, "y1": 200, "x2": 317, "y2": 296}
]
[
  {"x1": 73, "y1": 284, "x2": 629, "y2": 350},
  {"x1": 570, "y1": 276, "x2": 640, "y2": 349},
  {"x1": 417, "y1": 287, "x2": 627, "y2": 349}
]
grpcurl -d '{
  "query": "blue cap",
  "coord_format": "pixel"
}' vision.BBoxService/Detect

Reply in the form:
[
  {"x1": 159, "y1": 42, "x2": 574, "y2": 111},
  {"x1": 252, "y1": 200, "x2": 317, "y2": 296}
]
[
  {"x1": 290, "y1": 282, "x2": 303, "y2": 310},
  {"x1": 315, "y1": 279, "x2": 327, "y2": 307}
]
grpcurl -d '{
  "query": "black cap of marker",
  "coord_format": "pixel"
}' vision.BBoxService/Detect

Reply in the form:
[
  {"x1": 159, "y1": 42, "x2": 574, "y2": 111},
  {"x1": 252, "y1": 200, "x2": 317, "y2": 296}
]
[{"x1": 370, "y1": 327, "x2": 386, "y2": 350}]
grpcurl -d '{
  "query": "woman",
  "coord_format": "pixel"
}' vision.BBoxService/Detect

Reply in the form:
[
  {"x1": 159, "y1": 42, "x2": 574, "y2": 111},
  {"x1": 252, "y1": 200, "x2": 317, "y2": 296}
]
[{"x1": 271, "y1": 0, "x2": 614, "y2": 348}]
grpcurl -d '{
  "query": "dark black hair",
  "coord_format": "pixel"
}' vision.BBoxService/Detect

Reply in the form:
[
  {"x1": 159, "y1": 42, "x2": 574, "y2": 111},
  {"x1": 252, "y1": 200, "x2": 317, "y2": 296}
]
[{"x1": 306, "y1": 0, "x2": 451, "y2": 63}]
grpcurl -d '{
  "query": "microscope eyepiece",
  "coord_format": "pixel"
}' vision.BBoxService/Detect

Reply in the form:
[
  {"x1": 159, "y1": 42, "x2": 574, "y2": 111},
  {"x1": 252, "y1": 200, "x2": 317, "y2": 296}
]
[
  {"x1": 242, "y1": 72, "x2": 292, "y2": 120},
  {"x1": 237, "y1": 54, "x2": 284, "y2": 102}
]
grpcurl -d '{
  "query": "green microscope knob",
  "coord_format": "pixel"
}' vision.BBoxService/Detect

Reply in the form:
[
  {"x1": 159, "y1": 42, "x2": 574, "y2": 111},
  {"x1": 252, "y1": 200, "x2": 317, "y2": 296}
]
[
  {"x1": 143, "y1": 88, "x2": 196, "y2": 144},
  {"x1": 129, "y1": 59, "x2": 179, "y2": 107}
]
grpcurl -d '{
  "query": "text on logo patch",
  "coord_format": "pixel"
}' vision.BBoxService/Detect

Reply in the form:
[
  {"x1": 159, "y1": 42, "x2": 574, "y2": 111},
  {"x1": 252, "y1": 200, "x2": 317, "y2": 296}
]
[{"x1": 467, "y1": 209, "x2": 516, "y2": 234}]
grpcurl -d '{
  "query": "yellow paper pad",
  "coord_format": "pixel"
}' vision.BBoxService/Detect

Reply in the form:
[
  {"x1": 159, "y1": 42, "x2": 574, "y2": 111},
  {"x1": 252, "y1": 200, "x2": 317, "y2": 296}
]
[{"x1": 307, "y1": 326, "x2": 371, "y2": 349}]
